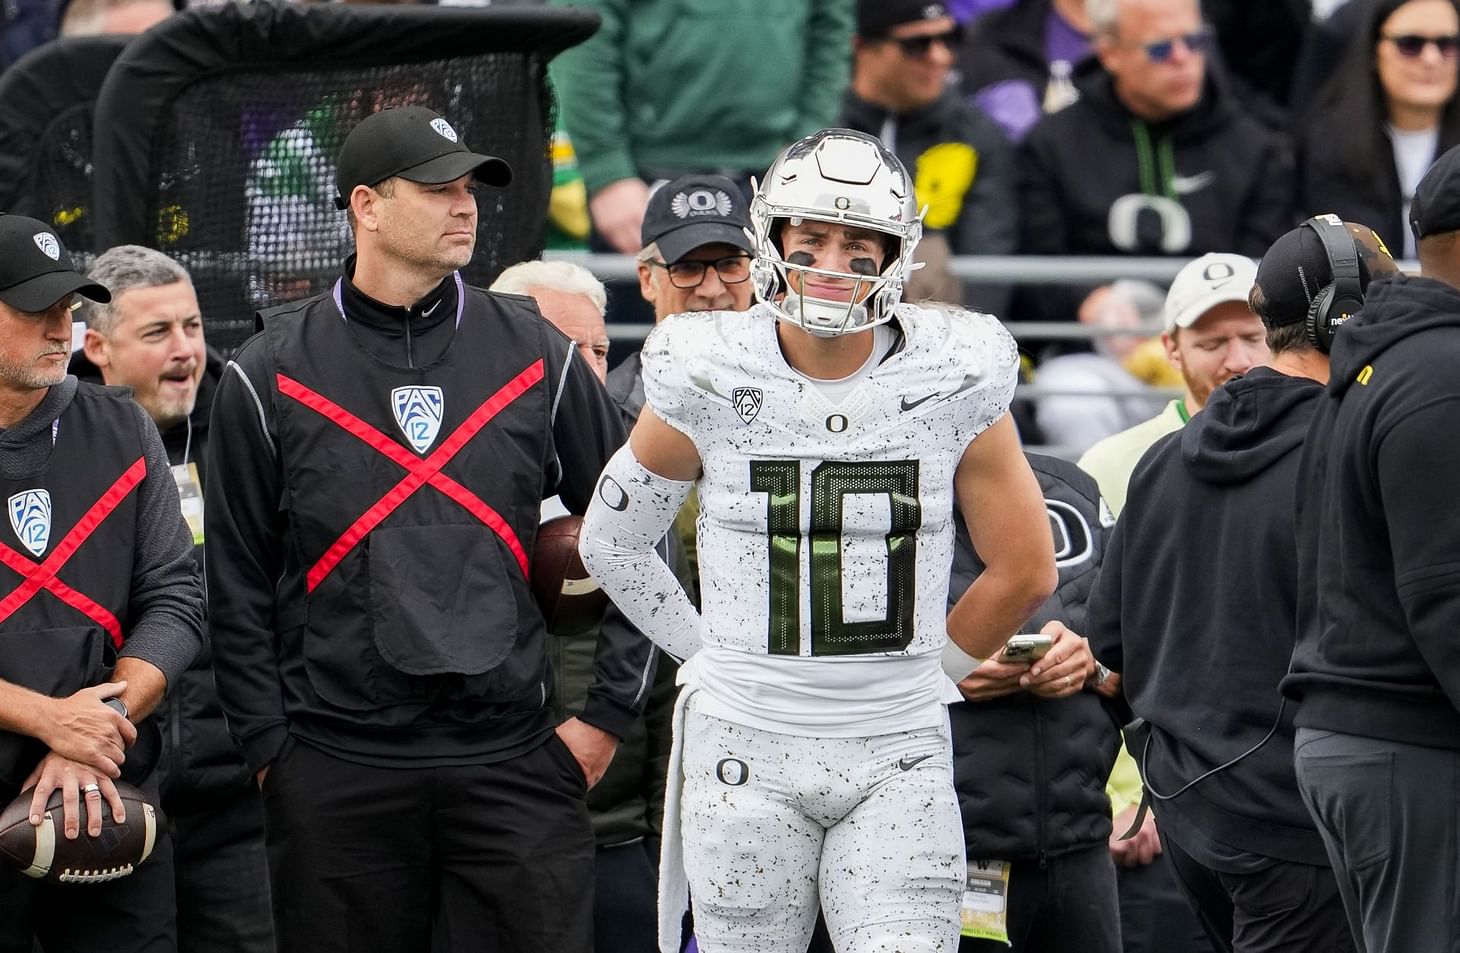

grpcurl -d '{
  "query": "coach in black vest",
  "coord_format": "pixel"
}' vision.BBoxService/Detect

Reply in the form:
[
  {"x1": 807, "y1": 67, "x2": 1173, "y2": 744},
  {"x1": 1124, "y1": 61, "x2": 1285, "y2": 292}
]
[
  {"x1": 205, "y1": 107, "x2": 654, "y2": 953},
  {"x1": 0, "y1": 214, "x2": 204, "y2": 952}
]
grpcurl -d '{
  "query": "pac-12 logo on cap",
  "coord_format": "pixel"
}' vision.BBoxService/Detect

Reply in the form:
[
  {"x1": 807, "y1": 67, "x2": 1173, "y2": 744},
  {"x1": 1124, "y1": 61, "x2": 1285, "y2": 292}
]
[
  {"x1": 8, "y1": 489, "x2": 51, "y2": 558},
  {"x1": 429, "y1": 118, "x2": 459, "y2": 143},
  {"x1": 671, "y1": 189, "x2": 733, "y2": 219},
  {"x1": 32, "y1": 233, "x2": 59, "y2": 261},
  {"x1": 391, "y1": 386, "x2": 444, "y2": 454}
]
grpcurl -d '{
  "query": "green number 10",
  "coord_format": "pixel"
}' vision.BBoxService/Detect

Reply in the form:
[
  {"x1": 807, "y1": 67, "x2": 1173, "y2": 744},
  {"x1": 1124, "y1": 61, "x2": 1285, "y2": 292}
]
[{"x1": 749, "y1": 460, "x2": 921, "y2": 657}]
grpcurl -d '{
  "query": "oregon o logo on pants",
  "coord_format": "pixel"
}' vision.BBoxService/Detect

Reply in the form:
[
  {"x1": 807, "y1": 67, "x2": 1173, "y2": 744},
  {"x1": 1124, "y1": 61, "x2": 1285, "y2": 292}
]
[{"x1": 716, "y1": 758, "x2": 750, "y2": 786}]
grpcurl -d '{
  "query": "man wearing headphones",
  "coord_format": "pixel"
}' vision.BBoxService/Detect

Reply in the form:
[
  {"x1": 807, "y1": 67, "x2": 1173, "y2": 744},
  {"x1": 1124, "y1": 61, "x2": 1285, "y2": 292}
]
[{"x1": 1079, "y1": 216, "x2": 1396, "y2": 953}]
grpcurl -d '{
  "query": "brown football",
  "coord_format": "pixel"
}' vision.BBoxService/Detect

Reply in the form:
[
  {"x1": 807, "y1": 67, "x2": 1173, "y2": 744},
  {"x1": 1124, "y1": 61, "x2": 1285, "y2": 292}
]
[
  {"x1": 531, "y1": 515, "x2": 609, "y2": 633},
  {"x1": 0, "y1": 781, "x2": 162, "y2": 884}
]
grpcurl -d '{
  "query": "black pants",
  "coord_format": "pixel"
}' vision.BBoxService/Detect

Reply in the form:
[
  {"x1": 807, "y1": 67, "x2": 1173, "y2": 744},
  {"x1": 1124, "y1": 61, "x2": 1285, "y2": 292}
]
[
  {"x1": 0, "y1": 788, "x2": 176, "y2": 953},
  {"x1": 1161, "y1": 835, "x2": 1356, "y2": 953},
  {"x1": 1117, "y1": 852, "x2": 1214, "y2": 953},
  {"x1": 171, "y1": 789, "x2": 275, "y2": 953},
  {"x1": 595, "y1": 840, "x2": 657, "y2": 953},
  {"x1": 263, "y1": 734, "x2": 594, "y2": 953},
  {"x1": 959, "y1": 845, "x2": 1121, "y2": 953}
]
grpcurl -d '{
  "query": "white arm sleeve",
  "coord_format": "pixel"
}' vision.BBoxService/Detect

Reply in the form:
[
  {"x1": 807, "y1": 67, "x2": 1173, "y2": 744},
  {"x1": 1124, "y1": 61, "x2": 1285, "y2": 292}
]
[{"x1": 580, "y1": 444, "x2": 704, "y2": 661}]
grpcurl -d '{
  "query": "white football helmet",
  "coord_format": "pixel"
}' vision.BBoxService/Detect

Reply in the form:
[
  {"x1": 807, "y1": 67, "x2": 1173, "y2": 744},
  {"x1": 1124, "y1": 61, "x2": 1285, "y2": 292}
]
[{"x1": 750, "y1": 128, "x2": 923, "y2": 336}]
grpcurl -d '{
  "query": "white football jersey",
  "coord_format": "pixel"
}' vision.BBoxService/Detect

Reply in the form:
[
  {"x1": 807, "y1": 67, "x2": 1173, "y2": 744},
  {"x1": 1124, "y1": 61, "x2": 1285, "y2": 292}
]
[{"x1": 642, "y1": 302, "x2": 1018, "y2": 734}]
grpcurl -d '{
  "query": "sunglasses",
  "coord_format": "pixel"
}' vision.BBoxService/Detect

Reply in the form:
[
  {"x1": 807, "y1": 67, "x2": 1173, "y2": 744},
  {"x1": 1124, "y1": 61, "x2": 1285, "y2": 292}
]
[
  {"x1": 876, "y1": 27, "x2": 964, "y2": 59},
  {"x1": 649, "y1": 254, "x2": 753, "y2": 289},
  {"x1": 1139, "y1": 30, "x2": 1211, "y2": 63},
  {"x1": 1383, "y1": 33, "x2": 1460, "y2": 58}
]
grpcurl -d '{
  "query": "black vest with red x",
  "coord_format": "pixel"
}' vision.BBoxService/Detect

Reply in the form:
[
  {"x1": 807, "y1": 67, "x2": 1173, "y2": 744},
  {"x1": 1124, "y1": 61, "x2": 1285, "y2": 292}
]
[
  {"x1": 0, "y1": 384, "x2": 146, "y2": 787},
  {"x1": 264, "y1": 287, "x2": 560, "y2": 744}
]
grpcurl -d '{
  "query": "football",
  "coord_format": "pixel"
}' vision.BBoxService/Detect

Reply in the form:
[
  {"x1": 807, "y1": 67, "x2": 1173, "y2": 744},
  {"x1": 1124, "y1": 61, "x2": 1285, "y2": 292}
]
[
  {"x1": 531, "y1": 514, "x2": 609, "y2": 633},
  {"x1": 0, "y1": 781, "x2": 161, "y2": 884}
]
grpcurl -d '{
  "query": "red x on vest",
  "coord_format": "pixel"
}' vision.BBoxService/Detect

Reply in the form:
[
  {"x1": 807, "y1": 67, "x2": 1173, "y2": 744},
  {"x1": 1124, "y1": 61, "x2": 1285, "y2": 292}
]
[
  {"x1": 0, "y1": 456, "x2": 148, "y2": 648},
  {"x1": 277, "y1": 360, "x2": 544, "y2": 592}
]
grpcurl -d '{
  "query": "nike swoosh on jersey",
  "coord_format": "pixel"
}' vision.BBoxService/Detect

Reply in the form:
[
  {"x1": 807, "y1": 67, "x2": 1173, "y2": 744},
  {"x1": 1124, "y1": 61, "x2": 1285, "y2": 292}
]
[
  {"x1": 899, "y1": 393, "x2": 938, "y2": 412},
  {"x1": 897, "y1": 754, "x2": 934, "y2": 771},
  {"x1": 1171, "y1": 171, "x2": 1215, "y2": 194},
  {"x1": 900, "y1": 372, "x2": 986, "y2": 412}
]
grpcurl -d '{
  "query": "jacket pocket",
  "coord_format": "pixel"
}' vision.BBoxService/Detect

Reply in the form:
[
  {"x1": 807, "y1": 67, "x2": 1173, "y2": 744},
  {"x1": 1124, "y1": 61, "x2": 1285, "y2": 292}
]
[
  {"x1": 369, "y1": 525, "x2": 526, "y2": 677},
  {"x1": 0, "y1": 625, "x2": 109, "y2": 793}
]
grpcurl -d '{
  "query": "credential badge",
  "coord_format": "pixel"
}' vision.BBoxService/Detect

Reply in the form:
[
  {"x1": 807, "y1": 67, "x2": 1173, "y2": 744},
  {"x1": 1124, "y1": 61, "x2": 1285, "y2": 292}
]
[
  {"x1": 429, "y1": 118, "x2": 459, "y2": 143},
  {"x1": 8, "y1": 490, "x2": 51, "y2": 558},
  {"x1": 33, "y1": 233, "x2": 59, "y2": 261},
  {"x1": 732, "y1": 387, "x2": 763, "y2": 424},
  {"x1": 391, "y1": 386, "x2": 444, "y2": 454}
]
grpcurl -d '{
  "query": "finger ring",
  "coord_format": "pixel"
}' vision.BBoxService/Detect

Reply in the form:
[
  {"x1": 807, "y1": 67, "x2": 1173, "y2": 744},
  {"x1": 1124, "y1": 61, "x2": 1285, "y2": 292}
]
[
  {"x1": 1064, "y1": 674, "x2": 1074, "y2": 688},
  {"x1": 82, "y1": 783, "x2": 100, "y2": 794}
]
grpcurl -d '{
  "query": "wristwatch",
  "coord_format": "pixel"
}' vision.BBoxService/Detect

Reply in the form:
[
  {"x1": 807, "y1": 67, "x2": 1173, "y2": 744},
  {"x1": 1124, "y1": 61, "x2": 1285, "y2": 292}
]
[
  {"x1": 1091, "y1": 662, "x2": 1114, "y2": 689},
  {"x1": 103, "y1": 696, "x2": 130, "y2": 721}
]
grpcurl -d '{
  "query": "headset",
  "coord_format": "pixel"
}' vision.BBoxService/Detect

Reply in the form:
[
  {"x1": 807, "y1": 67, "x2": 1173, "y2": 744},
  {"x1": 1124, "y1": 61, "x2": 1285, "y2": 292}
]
[{"x1": 1303, "y1": 213, "x2": 1364, "y2": 354}]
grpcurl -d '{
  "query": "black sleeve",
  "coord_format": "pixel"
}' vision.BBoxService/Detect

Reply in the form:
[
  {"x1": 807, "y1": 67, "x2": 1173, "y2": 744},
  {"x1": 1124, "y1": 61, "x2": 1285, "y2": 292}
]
[
  {"x1": 544, "y1": 332, "x2": 657, "y2": 739},
  {"x1": 953, "y1": 109, "x2": 1019, "y2": 258},
  {"x1": 119, "y1": 405, "x2": 205, "y2": 687},
  {"x1": 203, "y1": 338, "x2": 291, "y2": 774},
  {"x1": 1085, "y1": 513, "x2": 1126, "y2": 678}
]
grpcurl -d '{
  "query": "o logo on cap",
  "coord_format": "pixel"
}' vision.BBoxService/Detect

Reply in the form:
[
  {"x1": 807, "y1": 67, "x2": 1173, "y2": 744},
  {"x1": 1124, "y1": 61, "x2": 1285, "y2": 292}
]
[
  {"x1": 429, "y1": 118, "x2": 459, "y2": 143},
  {"x1": 671, "y1": 189, "x2": 733, "y2": 219},
  {"x1": 1203, "y1": 261, "x2": 1235, "y2": 283},
  {"x1": 32, "y1": 233, "x2": 59, "y2": 261}
]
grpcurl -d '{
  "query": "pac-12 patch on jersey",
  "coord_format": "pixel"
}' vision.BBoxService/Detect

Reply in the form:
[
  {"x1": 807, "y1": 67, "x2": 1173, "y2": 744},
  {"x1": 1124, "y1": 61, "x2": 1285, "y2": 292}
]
[
  {"x1": 8, "y1": 489, "x2": 51, "y2": 557},
  {"x1": 391, "y1": 386, "x2": 444, "y2": 454}
]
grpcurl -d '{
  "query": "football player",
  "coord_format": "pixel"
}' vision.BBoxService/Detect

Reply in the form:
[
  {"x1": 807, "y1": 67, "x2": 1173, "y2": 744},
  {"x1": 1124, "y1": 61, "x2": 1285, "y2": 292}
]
[{"x1": 581, "y1": 128, "x2": 1057, "y2": 953}]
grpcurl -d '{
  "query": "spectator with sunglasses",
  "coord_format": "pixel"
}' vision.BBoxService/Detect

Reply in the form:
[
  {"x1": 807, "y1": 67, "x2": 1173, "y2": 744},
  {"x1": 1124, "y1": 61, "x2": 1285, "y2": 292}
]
[
  {"x1": 841, "y1": 0, "x2": 1018, "y2": 311},
  {"x1": 1299, "y1": 0, "x2": 1460, "y2": 260},
  {"x1": 1016, "y1": 0, "x2": 1294, "y2": 328}
]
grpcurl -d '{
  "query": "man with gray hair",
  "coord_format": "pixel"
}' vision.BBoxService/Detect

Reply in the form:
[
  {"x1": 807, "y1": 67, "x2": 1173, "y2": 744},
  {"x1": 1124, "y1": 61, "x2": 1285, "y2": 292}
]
[
  {"x1": 1017, "y1": 0, "x2": 1293, "y2": 325},
  {"x1": 70, "y1": 245, "x2": 275, "y2": 953},
  {"x1": 491, "y1": 260, "x2": 611, "y2": 383}
]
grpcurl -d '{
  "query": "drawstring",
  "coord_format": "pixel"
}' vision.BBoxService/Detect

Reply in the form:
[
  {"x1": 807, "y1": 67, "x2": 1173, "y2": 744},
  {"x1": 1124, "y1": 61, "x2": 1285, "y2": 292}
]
[{"x1": 1131, "y1": 120, "x2": 1178, "y2": 200}]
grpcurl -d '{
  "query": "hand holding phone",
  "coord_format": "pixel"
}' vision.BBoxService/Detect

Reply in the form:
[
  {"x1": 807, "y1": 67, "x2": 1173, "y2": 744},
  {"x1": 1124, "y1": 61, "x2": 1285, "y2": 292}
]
[{"x1": 1000, "y1": 633, "x2": 1053, "y2": 662}]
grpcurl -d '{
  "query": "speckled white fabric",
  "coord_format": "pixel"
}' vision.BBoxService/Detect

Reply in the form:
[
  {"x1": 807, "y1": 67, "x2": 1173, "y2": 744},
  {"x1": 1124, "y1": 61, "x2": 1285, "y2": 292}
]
[{"x1": 678, "y1": 694, "x2": 964, "y2": 952}]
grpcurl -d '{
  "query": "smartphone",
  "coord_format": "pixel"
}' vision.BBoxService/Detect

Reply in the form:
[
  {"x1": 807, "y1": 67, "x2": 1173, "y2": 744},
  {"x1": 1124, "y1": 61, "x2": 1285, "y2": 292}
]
[{"x1": 1000, "y1": 633, "x2": 1053, "y2": 662}]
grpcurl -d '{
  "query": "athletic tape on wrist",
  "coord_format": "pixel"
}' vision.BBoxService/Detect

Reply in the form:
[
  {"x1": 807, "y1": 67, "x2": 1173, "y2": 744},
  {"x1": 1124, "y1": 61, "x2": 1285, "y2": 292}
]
[{"x1": 941, "y1": 640, "x2": 984, "y2": 682}]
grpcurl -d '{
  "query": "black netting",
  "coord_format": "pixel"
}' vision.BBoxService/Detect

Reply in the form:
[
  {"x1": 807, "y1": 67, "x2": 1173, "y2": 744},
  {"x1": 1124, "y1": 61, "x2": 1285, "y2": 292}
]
[
  {"x1": 0, "y1": 35, "x2": 129, "y2": 264},
  {"x1": 150, "y1": 57, "x2": 552, "y2": 352},
  {"x1": 90, "y1": 2, "x2": 599, "y2": 354}
]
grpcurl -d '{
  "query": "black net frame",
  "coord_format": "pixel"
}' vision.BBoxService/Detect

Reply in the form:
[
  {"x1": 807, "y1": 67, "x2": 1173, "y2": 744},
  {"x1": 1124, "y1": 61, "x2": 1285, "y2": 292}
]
[
  {"x1": 0, "y1": 35, "x2": 131, "y2": 265},
  {"x1": 91, "y1": 1, "x2": 599, "y2": 352}
]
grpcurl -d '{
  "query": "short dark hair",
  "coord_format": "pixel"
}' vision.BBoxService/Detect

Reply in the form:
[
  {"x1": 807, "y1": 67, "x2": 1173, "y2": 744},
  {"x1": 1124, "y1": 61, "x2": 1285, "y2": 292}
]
[{"x1": 1265, "y1": 319, "x2": 1312, "y2": 356}]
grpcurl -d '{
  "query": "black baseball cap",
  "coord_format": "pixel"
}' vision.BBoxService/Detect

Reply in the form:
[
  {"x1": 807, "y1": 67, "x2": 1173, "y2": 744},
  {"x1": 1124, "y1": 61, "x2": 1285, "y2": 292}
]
[
  {"x1": 858, "y1": 0, "x2": 950, "y2": 35},
  {"x1": 0, "y1": 214, "x2": 110, "y2": 312},
  {"x1": 641, "y1": 174, "x2": 753, "y2": 263},
  {"x1": 334, "y1": 106, "x2": 512, "y2": 211},
  {"x1": 1252, "y1": 219, "x2": 1396, "y2": 327},
  {"x1": 1411, "y1": 142, "x2": 1460, "y2": 240}
]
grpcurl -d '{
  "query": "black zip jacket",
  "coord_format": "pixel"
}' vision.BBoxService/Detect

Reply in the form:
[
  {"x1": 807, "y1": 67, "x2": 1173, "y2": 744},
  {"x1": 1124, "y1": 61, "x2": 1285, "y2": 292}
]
[
  {"x1": 1088, "y1": 367, "x2": 1329, "y2": 868},
  {"x1": 949, "y1": 453, "x2": 1119, "y2": 861},
  {"x1": 1019, "y1": 59, "x2": 1293, "y2": 261},
  {"x1": 839, "y1": 87, "x2": 1018, "y2": 257},
  {"x1": 206, "y1": 267, "x2": 654, "y2": 773},
  {"x1": 69, "y1": 347, "x2": 255, "y2": 815},
  {"x1": 1283, "y1": 276, "x2": 1460, "y2": 748}
]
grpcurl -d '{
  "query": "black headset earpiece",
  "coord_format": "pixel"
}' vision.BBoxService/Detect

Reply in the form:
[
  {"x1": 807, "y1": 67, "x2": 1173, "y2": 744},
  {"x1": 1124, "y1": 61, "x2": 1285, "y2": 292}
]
[{"x1": 1303, "y1": 214, "x2": 1364, "y2": 354}]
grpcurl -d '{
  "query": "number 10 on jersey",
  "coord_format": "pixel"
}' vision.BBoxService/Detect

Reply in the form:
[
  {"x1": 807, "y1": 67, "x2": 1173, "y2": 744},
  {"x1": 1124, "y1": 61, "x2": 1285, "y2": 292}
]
[{"x1": 749, "y1": 459, "x2": 921, "y2": 658}]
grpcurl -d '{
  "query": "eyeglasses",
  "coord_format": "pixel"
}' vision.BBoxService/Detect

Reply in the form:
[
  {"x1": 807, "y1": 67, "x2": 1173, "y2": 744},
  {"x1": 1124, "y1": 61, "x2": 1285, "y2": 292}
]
[
  {"x1": 649, "y1": 254, "x2": 752, "y2": 289},
  {"x1": 875, "y1": 27, "x2": 964, "y2": 59},
  {"x1": 1138, "y1": 30, "x2": 1211, "y2": 63},
  {"x1": 1383, "y1": 33, "x2": 1460, "y2": 59}
]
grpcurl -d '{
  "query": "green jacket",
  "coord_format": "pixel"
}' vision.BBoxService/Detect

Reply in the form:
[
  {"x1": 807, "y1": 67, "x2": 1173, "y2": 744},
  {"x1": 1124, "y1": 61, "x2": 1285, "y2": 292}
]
[{"x1": 548, "y1": 0, "x2": 854, "y2": 194}]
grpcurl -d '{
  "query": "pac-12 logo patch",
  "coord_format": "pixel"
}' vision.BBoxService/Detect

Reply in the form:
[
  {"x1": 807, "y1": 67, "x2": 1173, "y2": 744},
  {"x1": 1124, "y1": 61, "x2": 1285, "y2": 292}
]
[
  {"x1": 391, "y1": 386, "x2": 444, "y2": 454},
  {"x1": 8, "y1": 489, "x2": 51, "y2": 557},
  {"x1": 33, "y1": 233, "x2": 60, "y2": 261},
  {"x1": 732, "y1": 387, "x2": 763, "y2": 424},
  {"x1": 429, "y1": 118, "x2": 459, "y2": 143}
]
